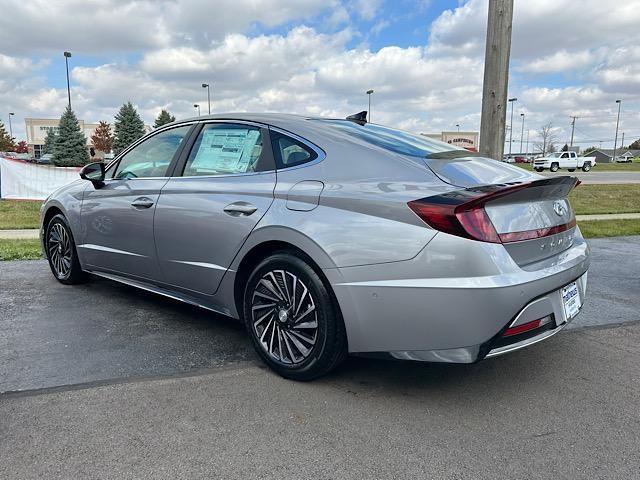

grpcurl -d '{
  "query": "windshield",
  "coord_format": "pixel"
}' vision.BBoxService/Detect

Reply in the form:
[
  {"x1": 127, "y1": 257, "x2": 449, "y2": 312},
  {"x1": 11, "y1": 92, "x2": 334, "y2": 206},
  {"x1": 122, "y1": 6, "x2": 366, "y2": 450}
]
[
  {"x1": 548, "y1": 152, "x2": 562, "y2": 158},
  {"x1": 315, "y1": 119, "x2": 461, "y2": 157}
]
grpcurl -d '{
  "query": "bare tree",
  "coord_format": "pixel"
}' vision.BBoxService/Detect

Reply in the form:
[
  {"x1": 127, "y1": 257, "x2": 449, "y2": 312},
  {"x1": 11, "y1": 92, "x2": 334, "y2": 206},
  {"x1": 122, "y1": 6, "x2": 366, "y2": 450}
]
[{"x1": 535, "y1": 122, "x2": 557, "y2": 156}]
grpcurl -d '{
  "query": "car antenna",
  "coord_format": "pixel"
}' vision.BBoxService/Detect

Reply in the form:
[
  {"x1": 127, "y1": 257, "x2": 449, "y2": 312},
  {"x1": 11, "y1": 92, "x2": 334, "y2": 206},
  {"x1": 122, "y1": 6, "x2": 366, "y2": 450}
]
[{"x1": 346, "y1": 111, "x2": 368, "y2": 125}]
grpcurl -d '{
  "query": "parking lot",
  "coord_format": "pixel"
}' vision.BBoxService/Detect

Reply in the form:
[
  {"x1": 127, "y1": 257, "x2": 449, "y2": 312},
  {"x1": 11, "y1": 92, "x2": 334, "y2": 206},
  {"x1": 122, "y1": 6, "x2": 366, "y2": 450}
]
[{"x1": 1, "y1": 236, "x2": 639, "y2": 478}]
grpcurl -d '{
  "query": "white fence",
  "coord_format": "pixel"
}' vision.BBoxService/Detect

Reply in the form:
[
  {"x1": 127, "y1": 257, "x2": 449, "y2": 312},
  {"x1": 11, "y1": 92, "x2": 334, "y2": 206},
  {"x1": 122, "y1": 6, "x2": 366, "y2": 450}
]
[{"x1": 0, "y1": 157, "x2": 80, "y2": 200}]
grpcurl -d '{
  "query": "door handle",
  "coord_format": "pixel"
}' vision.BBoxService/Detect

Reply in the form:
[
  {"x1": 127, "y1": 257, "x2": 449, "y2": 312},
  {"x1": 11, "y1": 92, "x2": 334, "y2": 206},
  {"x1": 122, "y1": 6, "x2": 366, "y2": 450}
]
[
  {"x1": 131, "y1": 197, "x2": 154, "y2": 209},
  {"x1": 223, "y1": 202, "x2": 258, "y2": 217}
]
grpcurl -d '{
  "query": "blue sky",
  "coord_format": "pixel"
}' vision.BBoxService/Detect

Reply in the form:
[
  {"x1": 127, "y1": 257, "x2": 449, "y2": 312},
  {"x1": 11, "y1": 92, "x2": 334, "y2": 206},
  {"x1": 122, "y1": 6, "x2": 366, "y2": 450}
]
[{"x1": 1, "y1": 0, "x2": 639, "y2": 149}]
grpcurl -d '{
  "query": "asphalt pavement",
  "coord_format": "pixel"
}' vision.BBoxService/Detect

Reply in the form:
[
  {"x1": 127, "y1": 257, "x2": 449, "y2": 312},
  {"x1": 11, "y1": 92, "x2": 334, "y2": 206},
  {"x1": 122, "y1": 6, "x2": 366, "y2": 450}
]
[{"x1": 1, "y1": 236, "x2": 639, "y2": 478}]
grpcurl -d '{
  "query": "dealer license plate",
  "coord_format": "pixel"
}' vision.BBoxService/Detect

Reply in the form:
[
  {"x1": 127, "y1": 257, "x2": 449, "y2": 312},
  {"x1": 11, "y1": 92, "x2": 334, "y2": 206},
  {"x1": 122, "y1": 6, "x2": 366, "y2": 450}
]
[{"x1": 562, "y1": 282, "x2": 581, "y2": 321}]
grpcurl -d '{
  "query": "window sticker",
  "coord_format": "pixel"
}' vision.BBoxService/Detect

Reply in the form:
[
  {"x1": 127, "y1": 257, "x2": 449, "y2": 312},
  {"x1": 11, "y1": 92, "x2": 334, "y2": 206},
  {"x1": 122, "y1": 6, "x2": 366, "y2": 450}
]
[{"x1": 190, "y1": 128, "x2": 260, "y2": 173}]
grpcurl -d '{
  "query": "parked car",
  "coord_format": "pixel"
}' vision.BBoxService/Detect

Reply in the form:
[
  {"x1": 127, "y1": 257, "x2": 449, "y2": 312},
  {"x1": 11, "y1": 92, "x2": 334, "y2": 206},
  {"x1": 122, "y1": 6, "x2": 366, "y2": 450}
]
[
  {"x1": 40, "y1": 113, "x2": 589, "y2": 380},
  {"x1": 38, "y1": 153, "x2": 53, "y2": 164},
  {"x1": 533, "y1": 151, "x2": 596, "y2": 172}
]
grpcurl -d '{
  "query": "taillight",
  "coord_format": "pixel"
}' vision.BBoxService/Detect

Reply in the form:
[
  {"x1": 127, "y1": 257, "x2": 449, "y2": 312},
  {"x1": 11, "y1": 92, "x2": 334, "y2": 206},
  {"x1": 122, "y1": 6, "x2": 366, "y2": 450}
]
[
  {"x1": 408, "y1": 197, "x2": 501, "y2": 243},
  {"x1": 408, "y1": 179, "x2": 578, "y2": 244}
]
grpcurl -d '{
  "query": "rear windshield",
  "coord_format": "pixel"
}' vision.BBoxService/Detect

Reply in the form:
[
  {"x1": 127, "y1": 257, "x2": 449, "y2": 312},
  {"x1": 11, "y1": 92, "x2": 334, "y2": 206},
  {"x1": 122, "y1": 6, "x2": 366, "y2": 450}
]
[{"x1": 315, "y1": 119, "x2": 461, "y2": 157}]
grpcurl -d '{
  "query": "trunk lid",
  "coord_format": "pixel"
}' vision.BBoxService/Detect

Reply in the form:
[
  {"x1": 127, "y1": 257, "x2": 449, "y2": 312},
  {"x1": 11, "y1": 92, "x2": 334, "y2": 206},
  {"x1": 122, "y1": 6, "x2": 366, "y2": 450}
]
[{"x1": 422, "y1": 153, "x2": 580, "y2": 267}]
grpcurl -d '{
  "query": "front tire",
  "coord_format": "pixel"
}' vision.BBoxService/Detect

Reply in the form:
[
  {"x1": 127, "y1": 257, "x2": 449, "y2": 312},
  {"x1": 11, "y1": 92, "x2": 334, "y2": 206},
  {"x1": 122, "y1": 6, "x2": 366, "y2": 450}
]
[
  {"x1": 534, "y1": 167, "x2": 544, "y2": 172},
  {"x1": 243, "y1": 252, "x2": 347, "y2": 381},
  {"x1": 550, "y1": 162, "x2": 559, "y2": 172},
  {"x1": 45, "y1": 214, "x2": 87, "y2": 284}
]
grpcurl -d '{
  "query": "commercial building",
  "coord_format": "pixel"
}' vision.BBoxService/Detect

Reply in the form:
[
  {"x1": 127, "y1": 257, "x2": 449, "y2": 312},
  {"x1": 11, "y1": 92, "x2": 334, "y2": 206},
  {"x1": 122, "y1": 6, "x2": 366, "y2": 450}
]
[
  {"x1": 24, "y1": 118, "x2": 152, "y2": 159},
  {"x1": 422, "y1": 131, "x2": 479, "y2": 151},
  {"x1": 25, "y1": 118, "x2": 100, "y2": 159}
]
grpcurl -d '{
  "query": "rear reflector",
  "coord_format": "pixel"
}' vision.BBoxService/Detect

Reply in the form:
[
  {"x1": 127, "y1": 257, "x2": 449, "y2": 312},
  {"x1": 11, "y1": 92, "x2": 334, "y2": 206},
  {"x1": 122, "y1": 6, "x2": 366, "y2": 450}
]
[
  {"x1": 407, "y1": 178, "x2": 579, "y2": 244},
  {"x1": 503, "y1": 316, "x2": 552, "y2": 337}
]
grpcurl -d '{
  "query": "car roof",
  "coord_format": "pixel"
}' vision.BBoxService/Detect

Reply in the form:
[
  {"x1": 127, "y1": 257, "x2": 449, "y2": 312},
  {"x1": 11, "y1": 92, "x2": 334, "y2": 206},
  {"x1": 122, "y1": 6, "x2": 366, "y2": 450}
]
[{"x1": 175, "y1": 112, "x2": 350, "y2": 135}]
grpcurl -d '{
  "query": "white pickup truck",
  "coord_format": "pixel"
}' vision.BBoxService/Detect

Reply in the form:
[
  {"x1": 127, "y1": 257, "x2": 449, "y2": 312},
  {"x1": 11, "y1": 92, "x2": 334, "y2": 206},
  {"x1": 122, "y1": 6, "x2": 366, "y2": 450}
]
[{"x1": 533, "y1": 151, "x2": 596, "y2": 172}]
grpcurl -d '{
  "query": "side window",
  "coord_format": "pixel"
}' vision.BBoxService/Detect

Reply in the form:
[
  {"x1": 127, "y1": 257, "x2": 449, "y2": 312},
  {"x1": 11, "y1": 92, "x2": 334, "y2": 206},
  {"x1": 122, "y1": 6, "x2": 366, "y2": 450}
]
[
  {"x1": 112, "y1": 125, "x2": 191, "y2": 179},
  {"x1": 182, "y1": 124, "x2": 267, "y2": 176},
  {"x1": 561, "y1": 152, "x2": 569, "y2": 158},
  {"x1": 271, "y1": 132, "x2": 317, "y2": 168}
]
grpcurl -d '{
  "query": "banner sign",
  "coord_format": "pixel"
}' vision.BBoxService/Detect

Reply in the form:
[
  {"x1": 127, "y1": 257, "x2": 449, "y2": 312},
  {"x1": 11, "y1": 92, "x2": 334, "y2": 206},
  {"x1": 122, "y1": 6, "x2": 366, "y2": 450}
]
[{"x1": 0, "y1": 157, "x2": 81, "y2": 200}]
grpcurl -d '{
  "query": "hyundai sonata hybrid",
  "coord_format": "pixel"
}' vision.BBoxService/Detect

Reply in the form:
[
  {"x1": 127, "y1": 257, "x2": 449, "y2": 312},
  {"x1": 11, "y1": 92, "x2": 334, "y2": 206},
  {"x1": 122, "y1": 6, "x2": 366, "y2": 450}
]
[{"x1": 40, "y1": 113, "x2": 589, "y2": 380}]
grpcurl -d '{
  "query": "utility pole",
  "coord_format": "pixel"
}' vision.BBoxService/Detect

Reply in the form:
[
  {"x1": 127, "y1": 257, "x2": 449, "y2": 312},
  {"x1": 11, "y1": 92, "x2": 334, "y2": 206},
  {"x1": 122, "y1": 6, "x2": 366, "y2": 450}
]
[
  {"x1": 621, "y1": 132, "x2": 624, "y2": 151},
  {"x1": 613, "y1": 99, "x2": 621, "y2": 162},
  {"x1": 479, "y1": 0, "x2": 514, "y2": 161},
  {"x1": 569, "y1": 116, "x2": 578, "y2": 147}
]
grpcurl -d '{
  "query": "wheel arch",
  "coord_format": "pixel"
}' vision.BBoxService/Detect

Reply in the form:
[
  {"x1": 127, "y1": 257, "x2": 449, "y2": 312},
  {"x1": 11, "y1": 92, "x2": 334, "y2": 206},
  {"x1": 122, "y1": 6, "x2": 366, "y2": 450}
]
[{"x1": 231, "y1": 236, "x2": 346, "y2": 350}]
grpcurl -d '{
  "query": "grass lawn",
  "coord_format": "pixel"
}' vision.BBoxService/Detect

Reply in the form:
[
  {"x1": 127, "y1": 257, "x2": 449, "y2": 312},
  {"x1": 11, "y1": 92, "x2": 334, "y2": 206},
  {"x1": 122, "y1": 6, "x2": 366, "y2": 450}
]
[
  {"x1": 578, "y1": 219, "x2": 640, "y2": 238},
  {"x1": 569, "y1": 184, "x2": 640, "y2": 215},
  {"x1": 0, "y1": 239, "x2": 42, "y2": 261},
  {"x1": 0, "y1": 200, "x2": 42, "y2": 229}
]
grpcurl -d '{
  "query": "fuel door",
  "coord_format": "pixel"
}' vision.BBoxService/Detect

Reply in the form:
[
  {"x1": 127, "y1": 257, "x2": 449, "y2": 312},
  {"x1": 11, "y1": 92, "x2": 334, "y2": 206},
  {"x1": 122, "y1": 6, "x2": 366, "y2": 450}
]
[{"x1": 286, "y1": 180, "x2": 324, "y2": 211}]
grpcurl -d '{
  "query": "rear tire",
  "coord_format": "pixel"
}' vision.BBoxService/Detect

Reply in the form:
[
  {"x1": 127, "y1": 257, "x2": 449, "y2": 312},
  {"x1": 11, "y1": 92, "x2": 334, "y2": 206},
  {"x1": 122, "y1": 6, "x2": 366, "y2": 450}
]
[
  {"x1": 243, "y1": 251, "x2": 347, "y2": 381},
  {"x1": 582, "y1": 162, "x2": 592, "y2": 172},
  {"x1": 550, "y1": 162, "x2": 559, "y2": 172},
  {"x1": 45, "y1": 214, "x2": 87, "y2": 285}
]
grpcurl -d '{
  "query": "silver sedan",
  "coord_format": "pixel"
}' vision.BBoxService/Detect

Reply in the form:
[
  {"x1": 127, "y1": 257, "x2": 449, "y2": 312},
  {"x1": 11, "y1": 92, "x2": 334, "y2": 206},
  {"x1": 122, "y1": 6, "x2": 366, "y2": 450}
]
[{"x1": 40, "y1": 113, "x2": 589, "y2": 380}]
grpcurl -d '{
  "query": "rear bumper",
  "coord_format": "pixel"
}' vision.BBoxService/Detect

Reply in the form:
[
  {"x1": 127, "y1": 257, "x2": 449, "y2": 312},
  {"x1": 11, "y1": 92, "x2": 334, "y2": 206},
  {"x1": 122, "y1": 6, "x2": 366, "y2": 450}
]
[
  {"x1": 390, "y1": 271, "x2": 586, "y2": 363},
  {"x1": 324, "y1": 231, "x2": 590, "y2": 360}
]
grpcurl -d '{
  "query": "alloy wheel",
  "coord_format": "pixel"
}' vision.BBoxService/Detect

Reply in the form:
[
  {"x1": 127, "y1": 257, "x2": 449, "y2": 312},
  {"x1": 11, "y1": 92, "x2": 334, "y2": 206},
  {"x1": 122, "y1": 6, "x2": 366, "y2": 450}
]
[
  {"x1": 251, "y1": 269, "x2": 318, "y2": 364},
  {"x1": 48, "y1": 222, "x2": 72, "y2": 278}
]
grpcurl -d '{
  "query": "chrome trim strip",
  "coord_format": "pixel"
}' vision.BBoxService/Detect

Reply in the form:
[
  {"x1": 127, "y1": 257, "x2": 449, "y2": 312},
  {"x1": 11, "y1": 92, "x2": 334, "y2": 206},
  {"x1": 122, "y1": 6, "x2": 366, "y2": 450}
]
[
  {"x1": 77, "y1": 244, "x2": 145, "y2": 257},
  {"x1": 169, "y1": 259, "x2": 231, "y2": 271},
  {"x1": 485, "y1": 323, "x2": 566, "y2": 358}
]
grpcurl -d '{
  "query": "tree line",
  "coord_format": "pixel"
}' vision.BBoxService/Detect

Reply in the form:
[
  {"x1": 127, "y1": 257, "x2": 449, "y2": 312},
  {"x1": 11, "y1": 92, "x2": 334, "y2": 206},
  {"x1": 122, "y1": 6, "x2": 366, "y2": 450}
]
[{"x1": 0, "y1": 105, "x2": 176, "y2": 167}]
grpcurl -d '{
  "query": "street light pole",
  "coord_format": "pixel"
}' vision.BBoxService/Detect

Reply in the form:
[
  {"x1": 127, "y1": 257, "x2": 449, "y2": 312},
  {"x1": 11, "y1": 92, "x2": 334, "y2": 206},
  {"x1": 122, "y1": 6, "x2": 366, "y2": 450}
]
[
  {"x1": 202, "y1": 83, "x2": 211, "y2": 114},
  {"x1": 525, "y1": 129, "x2": 530, "y2": 156},
  {"x1": 456, "y1": 123, "x2": 460, "y2": 132},
  {"x1": 63, "y1": 51, "x2": 72, "y2": 109},
  {"x1": 194, "y1": 104, "x2": 200, "y2": 116},
  {"x1": 8, "y1": 112, "x2": 14, "y2": 141},
  {"x1": 366, "y1": 89, "x2": 374, "y2": 122},
  {"x1": 613, "y1": 99, "x2": 622, "y2": 162},
  {"x1": 519, "y1": 113, "x2": 525, "y2": 154},
  {"x1": 508, "y1": 97, "x2": 517, "y2": 155}
]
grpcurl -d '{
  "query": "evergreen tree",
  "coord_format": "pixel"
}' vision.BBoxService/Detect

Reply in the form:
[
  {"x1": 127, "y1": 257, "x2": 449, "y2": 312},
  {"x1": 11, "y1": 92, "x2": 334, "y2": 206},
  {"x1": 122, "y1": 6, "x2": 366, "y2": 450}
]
[
  {"x1": 53, "y1": 106, "x2": 90, "y2": 167},
  {"x1": 629, "y1": 138, "x2": 640, "y2": 150},
  {"x1": 43, "y1": 128, "x2": 57, "y2": 155},
  {"x1": 113, "y1": 102, "x2": 145, "y2": 155},
  {"x1": 154, "y1": 109, "x2": 176, "y2": 128},
  {"x1": 91, "y1": 121, "x2": 114, "y2": 153},
  {"x1": 0, "y1": 121, "x2": 16, "y2": 151}
]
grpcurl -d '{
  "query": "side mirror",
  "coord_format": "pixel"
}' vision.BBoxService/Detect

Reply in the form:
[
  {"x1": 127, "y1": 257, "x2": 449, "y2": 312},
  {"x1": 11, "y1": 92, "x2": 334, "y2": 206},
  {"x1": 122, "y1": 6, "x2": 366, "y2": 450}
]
[{"x1": 80, "y1": 162, "x2": 105, "y2": 187}]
